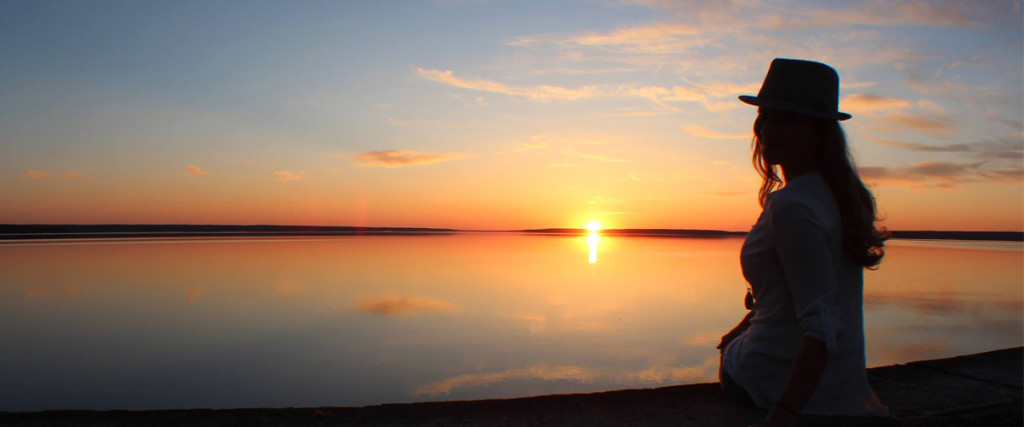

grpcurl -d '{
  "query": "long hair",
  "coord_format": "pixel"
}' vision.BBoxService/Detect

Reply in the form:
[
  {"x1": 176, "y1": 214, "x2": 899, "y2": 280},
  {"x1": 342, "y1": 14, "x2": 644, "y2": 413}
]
[{"x1": 752, "y1": 117, "x2": 889, "y2": 268}]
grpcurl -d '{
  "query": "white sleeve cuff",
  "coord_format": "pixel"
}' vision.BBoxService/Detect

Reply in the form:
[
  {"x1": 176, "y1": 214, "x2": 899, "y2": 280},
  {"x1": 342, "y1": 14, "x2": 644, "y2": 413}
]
[{"x1": 800, "y1": 304, "x2": 845, "y2": 355}]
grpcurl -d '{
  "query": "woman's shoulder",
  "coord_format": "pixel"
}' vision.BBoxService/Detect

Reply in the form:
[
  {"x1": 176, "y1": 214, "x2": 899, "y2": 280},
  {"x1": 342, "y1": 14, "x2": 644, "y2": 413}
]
[{"x1": 768, "y1": 173, "x2": 838, "y2": 226}]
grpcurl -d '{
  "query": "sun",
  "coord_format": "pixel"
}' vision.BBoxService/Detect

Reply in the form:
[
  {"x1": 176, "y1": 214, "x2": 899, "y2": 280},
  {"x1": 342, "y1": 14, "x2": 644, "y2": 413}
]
[{"x1": 585, "y1": 221, "x2": 602, "y2": 232}]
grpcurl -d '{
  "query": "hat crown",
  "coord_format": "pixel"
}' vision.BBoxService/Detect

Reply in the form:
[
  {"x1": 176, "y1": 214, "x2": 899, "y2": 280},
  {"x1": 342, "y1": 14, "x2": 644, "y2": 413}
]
[{"x1": 739, "y1": 58, "x2": 851, "y2": 120}]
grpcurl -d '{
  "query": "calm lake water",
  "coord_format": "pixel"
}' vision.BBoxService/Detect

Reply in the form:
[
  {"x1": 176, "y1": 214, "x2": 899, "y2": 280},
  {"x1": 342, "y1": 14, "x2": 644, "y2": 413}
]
[{"x1": 0, "y1": 234, "x2": 1021, "y2": 411}]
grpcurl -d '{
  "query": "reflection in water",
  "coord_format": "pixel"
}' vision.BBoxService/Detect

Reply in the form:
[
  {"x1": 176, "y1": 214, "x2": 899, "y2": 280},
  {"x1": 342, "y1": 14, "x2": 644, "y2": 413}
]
[
  {"x1": 0, "y1": 235, "x2": 1019, "y2": 411},
  {"x1": 357, "y1": 295, "x2": 457, "y2": 316},
  {"x1": 416, "y1": 355, "x2": 720, "y2": 397},
  {"x1": 587, "y1": 231, "x2": 600, "y2": 264},
  {"x1": 274, "y1": 280, "x2": 303, "y2": 295},
  {"x1": 417, "y1": 365, "x2": 592, "y2": 396},
  {"x1": 185, "y1": 287, "x2": 207, "y2": 304}
]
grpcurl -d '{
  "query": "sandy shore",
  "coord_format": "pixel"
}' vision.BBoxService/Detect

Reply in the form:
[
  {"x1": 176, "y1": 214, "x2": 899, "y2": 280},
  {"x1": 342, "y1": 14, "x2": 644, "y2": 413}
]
[{"x1": 2, "y1": 347, "x2": 1020, "y2": 426}]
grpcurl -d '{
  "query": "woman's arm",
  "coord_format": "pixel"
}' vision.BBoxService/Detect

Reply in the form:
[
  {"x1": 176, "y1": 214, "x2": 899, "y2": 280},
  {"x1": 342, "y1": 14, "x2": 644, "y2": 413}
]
[{"x1": 753, "y1": 335, "x2": 828, "y2": 427}]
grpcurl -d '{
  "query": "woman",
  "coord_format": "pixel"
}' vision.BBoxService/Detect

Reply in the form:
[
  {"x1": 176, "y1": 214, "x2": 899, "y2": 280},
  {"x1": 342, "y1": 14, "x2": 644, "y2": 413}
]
[{"x1": 717, "y1": 59, "x2": 890, "y2": 427}]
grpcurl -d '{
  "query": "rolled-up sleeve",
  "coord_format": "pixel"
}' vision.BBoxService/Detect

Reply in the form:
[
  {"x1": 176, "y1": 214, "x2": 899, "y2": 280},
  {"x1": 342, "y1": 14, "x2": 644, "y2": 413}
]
[{"x1": 770, "y1": 201, "x2": 846, "y2": 355}]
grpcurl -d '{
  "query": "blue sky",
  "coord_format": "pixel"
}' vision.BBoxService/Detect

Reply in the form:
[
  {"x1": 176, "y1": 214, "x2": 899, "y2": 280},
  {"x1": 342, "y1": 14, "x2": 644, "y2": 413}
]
[{"x1": 2, "y1": 0, "x2": 1022, "y2": 230}]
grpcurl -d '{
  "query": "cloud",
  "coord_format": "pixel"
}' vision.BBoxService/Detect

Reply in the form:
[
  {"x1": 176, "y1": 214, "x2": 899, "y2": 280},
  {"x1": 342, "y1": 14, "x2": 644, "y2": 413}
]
[
  {"x1": 418, "y1": 67, "x2": 749, "y2": 111},
  {"x1": 563, "y1": 148, "x2": 629, "y2": 163},
  {"x1": 840, "y1": 93, "x2": 956, "y2": 135},
  {"x1": 986, "y1": 109, "x2": 1024, "y2": 131},
  {"x1": 59, "y1": 171, "x2": 83, "y2": 180},
  {"x1": 503, "y1": 141, "x2": 549, "y2": 152},
  {"x1": 587, "y1": 196, "x2": 625, "y2": 205},
  {"x1": 186, "y1": 165, "x2": 208, "y2": 176},
  {"x1": 419, "y1": 63, "x2": 765, "y2": 112},
  {"x1": 602, "y1": 110, "x2": 664, "y2": 117},
  {"x1": 357, "y1": 296, "x2": 456, "y2": 317},
  {"x1": 629, "y1": 0, "x2": 1010, "y2": 30},
  {"x1": 228, "y1": 159, "x2": 260, "y2": 166},
  {"x1": 870, "y1": 135, "x2": 1023, "y2": 160},
  {"x1": 859, "y1": 161, "x2": 1023, "y2": 188},
  {"x1": 786, "y1": 2, "x2": 973, "y2": 29},
  {"x1": 417, "y1": 68, "x2": 600, "y2": 100},
  {"x1": 568, "y1": 23, "x2": 699, "y2": 53},
  {"x1": 884, "y1": 114, "x2": 955, "y2": 135},
  {"x1": 355, "y1": 150, "x2": 464, "y2": 168},
  {"x1": 842, "y1": 94, "x2": 914, "y2": 114},
  {"x1": 387, "y1": 117, "x2": 487, "y2": 128},
  {"x1": 274, "y1": 171, "x2": 307, "y2": 182},
  {"x1": 22, "y1": 170, "x2": 50, "y2": 180},
  {"x1": 682, "y1": 124, "x2": 749, "y2": 139},
  {"x1": 625, "y1": 84, "x2": 752, "y2": 112},
  {"x1": 894, "y1": 62, "x2": 1017, "y2": 110}
]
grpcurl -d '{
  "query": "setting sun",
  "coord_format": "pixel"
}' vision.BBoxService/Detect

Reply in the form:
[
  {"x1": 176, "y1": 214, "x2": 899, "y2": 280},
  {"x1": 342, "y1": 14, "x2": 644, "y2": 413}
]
[{"x1": 585, "y1": 221, "x2": 602, "y2": 232}]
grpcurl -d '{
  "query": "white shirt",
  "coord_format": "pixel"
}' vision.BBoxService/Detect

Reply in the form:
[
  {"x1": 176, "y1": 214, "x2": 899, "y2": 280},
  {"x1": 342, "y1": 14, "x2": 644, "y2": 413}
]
[{"x1": 723, "y1": 171, "x2": 888, "y2": 416}]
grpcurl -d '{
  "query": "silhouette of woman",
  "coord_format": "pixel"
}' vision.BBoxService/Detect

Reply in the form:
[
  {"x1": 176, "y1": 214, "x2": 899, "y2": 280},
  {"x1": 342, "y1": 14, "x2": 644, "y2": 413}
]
[{"x1": 716, "y1": 59, "x2": 890, "y2": 427}]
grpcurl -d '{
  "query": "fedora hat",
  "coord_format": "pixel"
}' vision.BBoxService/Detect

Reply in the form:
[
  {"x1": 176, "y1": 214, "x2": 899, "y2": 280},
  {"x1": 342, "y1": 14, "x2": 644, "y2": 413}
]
[{"x1": 739, "y1": 58, "x2": 851, "y2": 121}]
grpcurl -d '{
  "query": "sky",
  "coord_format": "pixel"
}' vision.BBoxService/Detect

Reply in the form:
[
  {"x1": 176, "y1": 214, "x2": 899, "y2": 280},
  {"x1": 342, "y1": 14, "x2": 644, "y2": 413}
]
[{"x1": 1, "y1": 0, "x2": 1022, "y2": 231}]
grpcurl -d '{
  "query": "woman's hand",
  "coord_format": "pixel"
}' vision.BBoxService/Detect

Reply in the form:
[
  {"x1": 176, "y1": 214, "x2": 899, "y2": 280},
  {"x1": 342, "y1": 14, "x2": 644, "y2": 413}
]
[
  {"x1": 717, "y1": 311, "x2": 755, "y2": 350},
  {"x1": 717, "y1": 328, "x2": 743, "y2": 350}
]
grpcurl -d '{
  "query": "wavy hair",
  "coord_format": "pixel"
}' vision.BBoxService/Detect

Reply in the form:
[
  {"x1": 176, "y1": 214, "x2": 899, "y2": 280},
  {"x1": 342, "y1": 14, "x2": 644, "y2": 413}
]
[{"x1": 752, "y1": 115, "x2": 889, "y2": 268}]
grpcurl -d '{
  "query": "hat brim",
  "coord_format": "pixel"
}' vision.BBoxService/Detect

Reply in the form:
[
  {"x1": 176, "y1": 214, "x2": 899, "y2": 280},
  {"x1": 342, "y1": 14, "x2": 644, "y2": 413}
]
[{"x1": 739, "y1": 95, "x2": 851, "y2": 121}]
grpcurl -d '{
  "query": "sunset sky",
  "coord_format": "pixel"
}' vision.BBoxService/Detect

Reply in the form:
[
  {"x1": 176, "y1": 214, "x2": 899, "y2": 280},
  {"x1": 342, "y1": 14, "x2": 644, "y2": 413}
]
[{"x1": 2, "y1": 0, "x2": 1022, "y2": 231}]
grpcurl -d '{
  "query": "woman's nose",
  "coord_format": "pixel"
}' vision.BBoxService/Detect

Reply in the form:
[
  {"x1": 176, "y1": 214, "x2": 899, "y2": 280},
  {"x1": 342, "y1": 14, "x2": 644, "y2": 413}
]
[{"x1": 755, "y1": 117, "x2": 769, "y2": 136}]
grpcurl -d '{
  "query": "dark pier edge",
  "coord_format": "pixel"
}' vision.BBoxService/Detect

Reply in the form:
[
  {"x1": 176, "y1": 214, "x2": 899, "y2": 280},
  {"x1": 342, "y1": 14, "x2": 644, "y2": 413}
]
[{"x1": 0, "y1": 347, "x2": 1020, "y2": 426}]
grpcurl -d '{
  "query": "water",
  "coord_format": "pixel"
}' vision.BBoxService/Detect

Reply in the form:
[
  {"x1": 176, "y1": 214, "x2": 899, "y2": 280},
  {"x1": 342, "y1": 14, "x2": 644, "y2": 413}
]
[{"x1": 0, "y1": 234, "x2": 1020, "y2": 411}]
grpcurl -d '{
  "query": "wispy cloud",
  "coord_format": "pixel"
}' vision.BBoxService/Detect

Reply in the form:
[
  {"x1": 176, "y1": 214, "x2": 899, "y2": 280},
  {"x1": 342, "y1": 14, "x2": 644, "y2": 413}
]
[
  {"x1": 986, "y1": 109, "x2": 1024, "y2": 131},
  {"x1": 22, "y1": 170, "x2": 50, "y2": 180},
  {"x1": 418, "y1": 67, "x2": 753, "y2": 111},
  {"x1": 417, "y1": 68, "x2": 600, "y2": 100},
  {"x1": 860, "y1": 161, "x2": 1023, "y2": 188},
  {"x1": 357, "y1": 296, "x2": 456, "y2": 317},
  {"x1": 59, "y1": 171, "x2": 83, "y2": 180},
  {"x1": 568, "y1": 23, "x2": 699, "y2": 53},
  {"x1": 682, "y1": 124, "x2": 749, "y2": 139},
  {"x1": 870, "y1": 135, "x2": 1024, "y2": 160},
  {"x1": 186, "y1": 165, "x2": 208, "y2": 176},
  {"x1": 563, "y1": 148, "x2": 629, "y2": 163},
  {"x1": 274, "y1": 171, "x2": 307, "y2": 182},
  {"x1": 228, "y1": 158, "x2": 261, "y2": 166},
  {"x1": 842, "y1": 94, "x2": 913, "y2": 114},
  {"x1": 842, "y1": 93, "x2": 955, "y2": 135},
  {"x1": 884, "y1": 114, "x2": 955, "y2": 135},
  {"x1": 602, "y1": 110, "x2": 664, "y2": 117},
  {"x1": 503, "y1": 140, "x2": 549, "y2": 152},
  {"x1": 629, "y1": 0, "x2": 1009, "y2": 30},
  {"x1": 587, "y1": 196, "x2": 625, "y2": 205},
  {"x1": 387, "y1": 117, "x2": 487, "y2": 128},
  {"x1": 355, "y1": 150, "x2": 465, "y2": 168},
  {"x1": 625, "y1": 84, "x2": 753, "y2": 112}
]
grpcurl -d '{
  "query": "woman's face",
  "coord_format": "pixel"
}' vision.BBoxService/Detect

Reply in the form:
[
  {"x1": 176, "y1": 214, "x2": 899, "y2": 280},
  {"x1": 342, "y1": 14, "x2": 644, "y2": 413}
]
[{"x1": 754, "y1": 108, "x2": 818, "y2": 166}]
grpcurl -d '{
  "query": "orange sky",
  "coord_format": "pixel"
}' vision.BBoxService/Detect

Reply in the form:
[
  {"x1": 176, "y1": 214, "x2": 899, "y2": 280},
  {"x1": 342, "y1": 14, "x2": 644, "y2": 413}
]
[{"x1": 2, "y1": 1, "x2": 1022, "y2": 231}]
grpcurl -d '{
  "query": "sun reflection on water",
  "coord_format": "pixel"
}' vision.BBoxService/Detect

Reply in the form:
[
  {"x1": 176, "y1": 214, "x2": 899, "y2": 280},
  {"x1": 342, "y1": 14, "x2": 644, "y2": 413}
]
[{"x1": 587, "y1": 231, "x2": 600, "y2": 264}]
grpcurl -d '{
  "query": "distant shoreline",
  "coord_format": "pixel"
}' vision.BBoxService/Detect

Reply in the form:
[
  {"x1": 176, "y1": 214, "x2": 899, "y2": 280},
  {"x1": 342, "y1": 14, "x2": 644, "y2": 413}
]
[{"x1": 1, "y1": 224, "x2": 1021, "y2": 242}]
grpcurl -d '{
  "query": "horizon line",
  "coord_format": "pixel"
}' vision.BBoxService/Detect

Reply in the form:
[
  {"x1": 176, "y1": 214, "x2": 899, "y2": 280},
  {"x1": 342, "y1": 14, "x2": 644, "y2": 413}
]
[{"x1": 1, "y1": 224, "x2": 1022, "y2": 242}]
